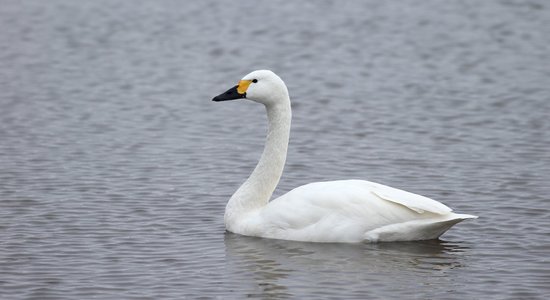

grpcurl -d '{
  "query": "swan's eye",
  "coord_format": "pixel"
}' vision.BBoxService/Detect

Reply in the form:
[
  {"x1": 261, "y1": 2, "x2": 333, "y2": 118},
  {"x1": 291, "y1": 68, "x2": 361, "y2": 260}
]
[{"x1": 252, "y1": 79, "x2": 258, "y2": 83}]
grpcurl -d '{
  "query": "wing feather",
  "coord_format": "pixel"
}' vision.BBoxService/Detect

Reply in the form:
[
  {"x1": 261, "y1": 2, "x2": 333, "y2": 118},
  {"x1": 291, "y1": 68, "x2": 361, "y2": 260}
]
[{"x1": 368, "y1": 181, "x2": 452, "y2": 214}]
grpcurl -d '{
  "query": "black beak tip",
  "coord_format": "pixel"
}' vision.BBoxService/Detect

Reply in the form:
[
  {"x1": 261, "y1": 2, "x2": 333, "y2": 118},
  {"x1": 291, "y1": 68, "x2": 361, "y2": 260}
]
[{"x1": 212, "y1": 95, "x2": 231, "y2": 102}]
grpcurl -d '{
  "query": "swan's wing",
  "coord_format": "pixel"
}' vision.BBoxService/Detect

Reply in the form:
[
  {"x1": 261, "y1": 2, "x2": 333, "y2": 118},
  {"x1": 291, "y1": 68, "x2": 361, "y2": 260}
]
[
  {"x1": 255, "y1": 180, "x2": 456, "y2": 242},
  {"x1": 259, "y1": 181, "x2": 386, "y2": 242},
  {"x1": 367, "y1": 181, "x2": 452, "y2": 214},
  {"x1": 263, "y1": 180, "x2": 452, "y2": 228}
]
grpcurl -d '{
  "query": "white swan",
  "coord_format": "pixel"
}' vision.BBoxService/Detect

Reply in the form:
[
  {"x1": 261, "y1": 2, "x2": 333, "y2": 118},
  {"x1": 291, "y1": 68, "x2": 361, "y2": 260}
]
[{"x1": 212, "y1": 70, "x2": 477, "y2": 243}]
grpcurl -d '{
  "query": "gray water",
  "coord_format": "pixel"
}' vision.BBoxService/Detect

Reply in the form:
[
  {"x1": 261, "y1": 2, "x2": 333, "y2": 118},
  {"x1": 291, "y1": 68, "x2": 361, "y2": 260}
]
[{"x1": 1, "y1": 0, "x2": 549, "y2": 299}]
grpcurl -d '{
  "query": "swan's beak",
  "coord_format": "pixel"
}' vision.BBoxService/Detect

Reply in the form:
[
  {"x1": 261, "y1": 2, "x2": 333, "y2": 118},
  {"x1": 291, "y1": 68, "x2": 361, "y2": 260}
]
[
  {"x1": 212, "y1": 80, "x2": 252, "y2": 102},
  {"x1": 212, "y1": 85, "x2": 245, "y2": 101}
]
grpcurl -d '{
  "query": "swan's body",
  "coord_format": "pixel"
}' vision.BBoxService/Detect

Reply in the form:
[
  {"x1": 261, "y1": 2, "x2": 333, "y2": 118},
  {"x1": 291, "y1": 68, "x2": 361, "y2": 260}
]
[{"x1": 213, "y1": 70, "x2": 477, "y2": 243}]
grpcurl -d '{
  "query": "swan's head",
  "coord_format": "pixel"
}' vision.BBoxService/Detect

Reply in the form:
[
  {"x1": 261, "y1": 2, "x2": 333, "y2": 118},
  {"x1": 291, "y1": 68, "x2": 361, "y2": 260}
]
[{"x1": 212, "y1": 70, "x2": 289, "y2": 107}]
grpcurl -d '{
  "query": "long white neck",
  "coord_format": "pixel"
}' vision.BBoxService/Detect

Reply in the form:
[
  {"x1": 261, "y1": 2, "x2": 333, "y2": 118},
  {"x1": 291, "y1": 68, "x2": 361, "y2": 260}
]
[{"x1": 225, "y1": 100, "x2": 291, "y2": 227}]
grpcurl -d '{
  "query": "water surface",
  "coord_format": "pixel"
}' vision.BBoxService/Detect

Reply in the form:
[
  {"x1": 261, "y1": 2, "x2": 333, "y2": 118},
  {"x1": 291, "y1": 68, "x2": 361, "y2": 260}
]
[{"x1": 1, "y1": 0, "x2": 549, "y2": 299}]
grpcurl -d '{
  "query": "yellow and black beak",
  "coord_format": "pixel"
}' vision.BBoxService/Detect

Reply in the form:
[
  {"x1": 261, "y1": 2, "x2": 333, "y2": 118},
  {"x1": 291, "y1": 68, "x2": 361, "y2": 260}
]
[{"x1": 212, "y1": 80, "x2": 253, "y2": 102}]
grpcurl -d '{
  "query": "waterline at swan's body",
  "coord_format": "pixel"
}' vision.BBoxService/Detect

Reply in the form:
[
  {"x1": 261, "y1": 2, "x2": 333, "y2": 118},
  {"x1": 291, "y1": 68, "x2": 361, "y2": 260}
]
[{"x1": 213, "y1": 70, "x2": 477, "y2": 243}]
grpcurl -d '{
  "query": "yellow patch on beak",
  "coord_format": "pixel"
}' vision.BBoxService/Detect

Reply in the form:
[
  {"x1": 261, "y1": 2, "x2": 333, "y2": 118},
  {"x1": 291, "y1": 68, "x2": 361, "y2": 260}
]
[{"x1": 237, "y1": 80, "x2": 253, "y2": 94}]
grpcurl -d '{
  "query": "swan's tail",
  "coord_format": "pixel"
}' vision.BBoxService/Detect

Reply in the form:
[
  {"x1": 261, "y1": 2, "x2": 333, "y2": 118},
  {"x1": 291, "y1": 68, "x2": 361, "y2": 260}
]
[
  {"x1": 450, "y1": 213, "x2": 478, "y2": 220},
  {"x1": 364, "y1": 213, "x2": 477, "y2": 242}
]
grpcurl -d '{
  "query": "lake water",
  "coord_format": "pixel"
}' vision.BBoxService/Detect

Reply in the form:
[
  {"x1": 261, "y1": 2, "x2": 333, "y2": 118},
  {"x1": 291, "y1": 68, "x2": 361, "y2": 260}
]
[{"x1": 1, "y1": 0, "x2": 549, "y2": 299}]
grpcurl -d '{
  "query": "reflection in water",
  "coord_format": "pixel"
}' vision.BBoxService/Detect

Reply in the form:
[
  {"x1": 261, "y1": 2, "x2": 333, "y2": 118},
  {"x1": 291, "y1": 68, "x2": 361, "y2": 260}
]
[{"x1": 224, "y1": 233, "x2": 471, "y2": 298}]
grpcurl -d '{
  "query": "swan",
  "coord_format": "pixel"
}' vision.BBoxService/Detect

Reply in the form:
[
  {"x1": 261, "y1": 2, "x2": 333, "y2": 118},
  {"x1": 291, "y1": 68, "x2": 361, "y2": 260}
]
[{"x1": 212, "y1": 70, "x2": 477, "y2": 243}]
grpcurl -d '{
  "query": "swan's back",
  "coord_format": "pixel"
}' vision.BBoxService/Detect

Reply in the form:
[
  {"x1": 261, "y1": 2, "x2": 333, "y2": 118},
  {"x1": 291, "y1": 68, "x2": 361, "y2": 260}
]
[{"x1": 240, "y1": 180, "x2": 476, "y2": 243}]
